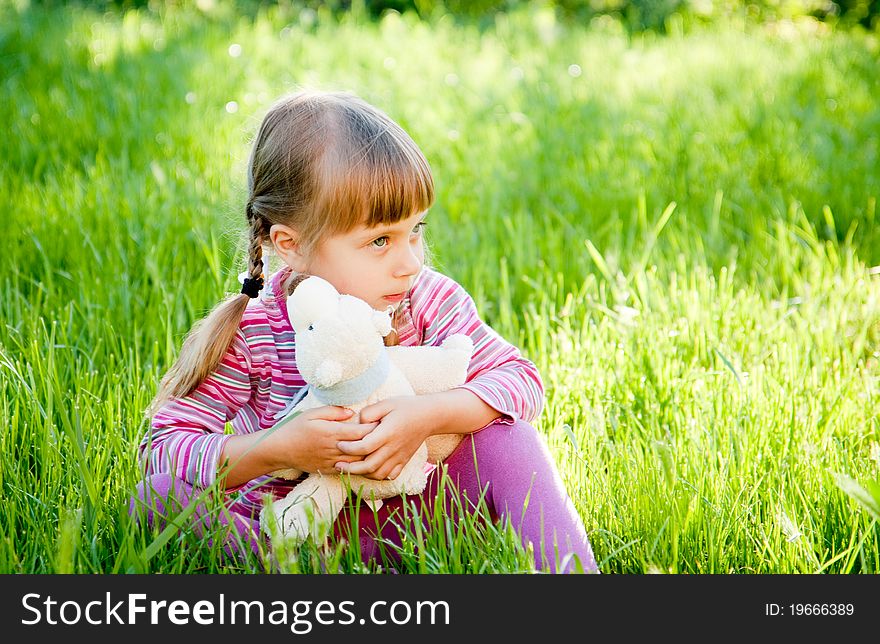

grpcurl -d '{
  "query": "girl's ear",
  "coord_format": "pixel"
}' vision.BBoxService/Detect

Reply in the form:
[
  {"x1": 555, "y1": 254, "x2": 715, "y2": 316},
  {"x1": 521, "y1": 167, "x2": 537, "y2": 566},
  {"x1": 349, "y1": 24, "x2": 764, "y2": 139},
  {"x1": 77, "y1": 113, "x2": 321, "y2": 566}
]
[{"x1": 269, "y1": 223, "x2": 308, "y2": 272}]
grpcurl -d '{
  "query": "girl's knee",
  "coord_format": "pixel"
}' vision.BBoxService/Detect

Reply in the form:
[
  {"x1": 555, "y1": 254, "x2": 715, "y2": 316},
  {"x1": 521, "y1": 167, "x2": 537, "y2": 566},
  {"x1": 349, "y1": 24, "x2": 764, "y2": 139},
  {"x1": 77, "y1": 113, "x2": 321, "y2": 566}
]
[
  {"x1": 129, "y1": 473, "x2": 191, "y2": 523},
  {"x1": 444, "y1": 418, "x2": 550, "y2": 492},
  {"x1": 471, "y1": 418, "x2": 546, "y2": 462}
]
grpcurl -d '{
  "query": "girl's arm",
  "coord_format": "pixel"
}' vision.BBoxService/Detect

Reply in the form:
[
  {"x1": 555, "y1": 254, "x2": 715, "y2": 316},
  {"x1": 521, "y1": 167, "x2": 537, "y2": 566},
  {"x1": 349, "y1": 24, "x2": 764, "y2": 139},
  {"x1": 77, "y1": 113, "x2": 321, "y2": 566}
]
[
  {"x1": 421, "y1": 387, "x2": 500, "y2": 435},
  {"x1": 336, "y1": 271, "x2": 544, "y2": 480},
  {"x1": 141, "y1": 331, "x2": 255, "y2": 490},
  {"x1": 337, "y1": 389, "x2": 497, "y2": 480},
  {"x1": 217, "y1": 406, "x2": 373, "y2": 489},
  {"x1": 217, "y1": 431, "x2": 276, "y2": 489},
  {"x1": 142, "y1": 331, "x2": 373, "y2": 491},
  {"x1": 414, "y1": 270, "x2": 544, "y2": 424}
]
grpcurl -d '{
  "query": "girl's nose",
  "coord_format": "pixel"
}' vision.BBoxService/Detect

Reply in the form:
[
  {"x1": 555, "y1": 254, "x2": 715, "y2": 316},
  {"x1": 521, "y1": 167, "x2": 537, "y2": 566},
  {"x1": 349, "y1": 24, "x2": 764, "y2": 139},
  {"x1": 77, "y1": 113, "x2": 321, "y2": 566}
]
[{"x1": 393, "y1": 243, "x2": 422, "y2": 278}]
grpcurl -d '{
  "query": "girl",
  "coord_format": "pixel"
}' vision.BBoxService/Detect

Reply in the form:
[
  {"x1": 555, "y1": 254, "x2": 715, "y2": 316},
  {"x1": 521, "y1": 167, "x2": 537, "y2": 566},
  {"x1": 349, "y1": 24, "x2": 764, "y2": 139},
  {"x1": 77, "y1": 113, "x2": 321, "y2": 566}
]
[{"x1": 132, "y1": 89, "x2": 598, "y2": 574}]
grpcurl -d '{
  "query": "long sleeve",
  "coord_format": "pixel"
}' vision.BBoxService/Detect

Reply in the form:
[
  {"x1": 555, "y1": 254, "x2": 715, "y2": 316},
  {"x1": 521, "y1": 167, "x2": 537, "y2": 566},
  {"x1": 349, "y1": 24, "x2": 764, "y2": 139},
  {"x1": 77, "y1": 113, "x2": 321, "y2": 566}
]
[
  {"x1": 139, "y1": 330, "x2": 254, "y2": 489},
  {"x1": 410, "y1": 270, "x2": 544, "y2": 423}
]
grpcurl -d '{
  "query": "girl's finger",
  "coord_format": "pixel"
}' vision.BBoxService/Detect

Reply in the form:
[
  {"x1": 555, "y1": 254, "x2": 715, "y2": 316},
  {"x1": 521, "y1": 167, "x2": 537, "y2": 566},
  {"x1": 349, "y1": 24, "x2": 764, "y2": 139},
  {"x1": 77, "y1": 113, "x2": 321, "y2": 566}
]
[
  {"x1": 372, "y1": 462, "x2": 400, "y2": 481},
  {"x1": 336, "y1": 450, "x2": 386, "y2": 476},
  {"x1": 336, "y1": 435, "x2": 378, "y2": 456},
  {"x1": 315, "y1": 419, "x2": 370, "y2": 437},
  {"x1": 359, "y1": 400, "x2": 391, "y2": 424},
  {"x1": 335, "y1": 422, "x2": 378, "y2": 442},
  {"x1": 335, "y1": 460, "x2": 361, "y2": 474},
  {"x1": 309, "y1": 405, "x2": 355, "y2": 422},
  {"x1": 332, "y1": 454, "x2": 363, "y2": 464}
]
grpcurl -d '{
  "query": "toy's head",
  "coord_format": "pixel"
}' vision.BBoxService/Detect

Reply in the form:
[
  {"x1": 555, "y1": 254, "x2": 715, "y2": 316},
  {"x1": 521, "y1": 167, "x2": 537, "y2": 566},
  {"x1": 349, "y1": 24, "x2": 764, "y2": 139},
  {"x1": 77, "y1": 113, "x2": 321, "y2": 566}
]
[{"x1": 287, "y1": 275, "x2": 393, "y2": 389}]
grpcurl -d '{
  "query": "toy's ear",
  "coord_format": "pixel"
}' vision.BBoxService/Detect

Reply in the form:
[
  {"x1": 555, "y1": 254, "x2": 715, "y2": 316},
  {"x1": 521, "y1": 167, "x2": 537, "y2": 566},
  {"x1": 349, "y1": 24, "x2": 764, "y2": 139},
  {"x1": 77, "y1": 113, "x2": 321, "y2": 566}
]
[
  {"x1": 288, "y1": 276, "x2": 340, "y2": 332},
  {"x1": 372, "y1": 309, "x2": 393, "y2": 337}
]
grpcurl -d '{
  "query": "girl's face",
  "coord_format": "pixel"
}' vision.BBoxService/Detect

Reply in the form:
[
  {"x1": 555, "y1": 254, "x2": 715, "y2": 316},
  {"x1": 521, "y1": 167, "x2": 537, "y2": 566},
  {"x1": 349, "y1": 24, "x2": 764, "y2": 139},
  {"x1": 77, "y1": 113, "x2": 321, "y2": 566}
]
[{"x1": 291, "y1": 210, "x2": 428, "y2": 312}]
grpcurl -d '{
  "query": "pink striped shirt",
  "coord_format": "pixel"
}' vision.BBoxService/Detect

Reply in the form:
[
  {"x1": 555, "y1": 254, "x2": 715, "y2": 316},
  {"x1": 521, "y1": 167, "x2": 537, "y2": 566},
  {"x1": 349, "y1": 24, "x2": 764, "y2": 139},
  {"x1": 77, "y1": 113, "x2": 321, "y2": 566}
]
[{"x1": 139, "y1": 266, "x2": 544, "y2": 509}]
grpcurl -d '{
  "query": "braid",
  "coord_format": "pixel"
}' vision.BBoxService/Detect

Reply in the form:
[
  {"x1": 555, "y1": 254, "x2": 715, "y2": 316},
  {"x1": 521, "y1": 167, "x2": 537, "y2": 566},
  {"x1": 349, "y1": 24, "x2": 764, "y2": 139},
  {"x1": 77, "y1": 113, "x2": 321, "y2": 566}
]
[
  {"x1": 149, "y1": 201, "x2": 268, "y2": 414},
  {"x1": 242, "y1": 202, "x2": 265, "y2": 298},
  {"x1": 285, "y1": 272, "x2": 311, "y2": 296},
  {"x1": 383, "y1": 305, "x2": 403, "y2": 347}
]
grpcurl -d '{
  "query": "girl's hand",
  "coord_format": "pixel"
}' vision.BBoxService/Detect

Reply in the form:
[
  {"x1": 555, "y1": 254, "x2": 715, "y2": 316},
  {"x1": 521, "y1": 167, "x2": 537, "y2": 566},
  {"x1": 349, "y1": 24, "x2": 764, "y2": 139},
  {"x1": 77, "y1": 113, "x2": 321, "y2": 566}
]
[
  {"x1": 265, "y1": 406, "x2": 377, "y2": 474},
  {"x1": 334, "y1": 396, "x2": 439, "y2": 480}
]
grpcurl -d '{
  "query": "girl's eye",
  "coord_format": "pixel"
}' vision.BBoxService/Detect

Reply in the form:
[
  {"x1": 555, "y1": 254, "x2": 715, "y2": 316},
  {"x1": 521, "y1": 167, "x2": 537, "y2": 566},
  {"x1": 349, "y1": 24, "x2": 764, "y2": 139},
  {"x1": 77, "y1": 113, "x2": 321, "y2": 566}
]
[{"x1": 372, "y1": 236, "x2": 389, "y2": 248}]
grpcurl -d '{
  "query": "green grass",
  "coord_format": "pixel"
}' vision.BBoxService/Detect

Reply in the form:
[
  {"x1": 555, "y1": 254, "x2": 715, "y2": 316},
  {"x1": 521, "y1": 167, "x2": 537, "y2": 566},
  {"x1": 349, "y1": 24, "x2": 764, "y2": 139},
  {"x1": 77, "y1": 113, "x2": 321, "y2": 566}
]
[{"x1": 1, "y1": 2, "x2": 879, "y2": 573}]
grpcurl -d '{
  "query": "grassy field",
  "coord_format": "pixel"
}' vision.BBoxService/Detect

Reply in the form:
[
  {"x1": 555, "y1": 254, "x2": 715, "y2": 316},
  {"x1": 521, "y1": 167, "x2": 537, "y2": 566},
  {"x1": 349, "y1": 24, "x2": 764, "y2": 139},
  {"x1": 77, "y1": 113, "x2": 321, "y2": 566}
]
[{"x1": 2, "y1": 2, "x2": 879, "y2": 573}]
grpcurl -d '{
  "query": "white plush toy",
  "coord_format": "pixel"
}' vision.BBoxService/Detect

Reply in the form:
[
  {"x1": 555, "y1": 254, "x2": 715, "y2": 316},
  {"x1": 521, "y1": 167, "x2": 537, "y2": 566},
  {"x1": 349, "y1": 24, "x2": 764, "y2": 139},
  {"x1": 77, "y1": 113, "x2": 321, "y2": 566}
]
[{"x1": 260, "y1": 275, "x2": 472, "y2": 543}]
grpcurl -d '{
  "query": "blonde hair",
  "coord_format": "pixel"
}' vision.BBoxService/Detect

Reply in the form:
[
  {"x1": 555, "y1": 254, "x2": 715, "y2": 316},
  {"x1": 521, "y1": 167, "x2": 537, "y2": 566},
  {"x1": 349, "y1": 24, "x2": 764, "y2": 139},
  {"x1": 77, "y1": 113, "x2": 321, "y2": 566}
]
[{"x1": 149, "y1": 90, "x2": 434, "y2": 414}]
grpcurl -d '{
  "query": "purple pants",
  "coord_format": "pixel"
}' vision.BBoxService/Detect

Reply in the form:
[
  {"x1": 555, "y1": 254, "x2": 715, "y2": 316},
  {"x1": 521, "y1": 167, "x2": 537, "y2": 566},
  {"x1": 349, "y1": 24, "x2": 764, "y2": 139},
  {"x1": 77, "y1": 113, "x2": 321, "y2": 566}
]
[{"x1": 130, "y1": 419, "x2": 598, "y2": 573}]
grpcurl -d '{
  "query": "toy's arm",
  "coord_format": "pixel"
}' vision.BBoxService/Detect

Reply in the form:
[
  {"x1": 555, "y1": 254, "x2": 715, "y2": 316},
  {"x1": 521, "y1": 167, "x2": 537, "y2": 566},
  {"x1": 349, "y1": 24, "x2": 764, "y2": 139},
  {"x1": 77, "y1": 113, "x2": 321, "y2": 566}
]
[{"x1": 386, "y1": 334, "x2": 473, "y2": 395}]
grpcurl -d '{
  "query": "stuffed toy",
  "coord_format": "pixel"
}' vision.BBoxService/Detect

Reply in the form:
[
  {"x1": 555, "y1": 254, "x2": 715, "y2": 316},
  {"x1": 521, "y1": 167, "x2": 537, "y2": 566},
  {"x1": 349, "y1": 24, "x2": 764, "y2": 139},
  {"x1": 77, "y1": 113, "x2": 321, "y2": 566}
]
[{"x1": 260, "y1": 275, "x2": 472, "y2": 543}]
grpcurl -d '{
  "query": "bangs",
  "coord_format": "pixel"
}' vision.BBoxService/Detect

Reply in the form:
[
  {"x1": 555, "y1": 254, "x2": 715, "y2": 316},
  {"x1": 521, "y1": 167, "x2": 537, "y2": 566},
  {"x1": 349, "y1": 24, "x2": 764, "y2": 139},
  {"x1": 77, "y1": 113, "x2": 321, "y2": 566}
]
[
  {"x1": 361, "y1": 144, "x2": 434, "y2": 228},
  {"x1": 310, "y1": 112, "x2": 434, "y2": 242}
]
